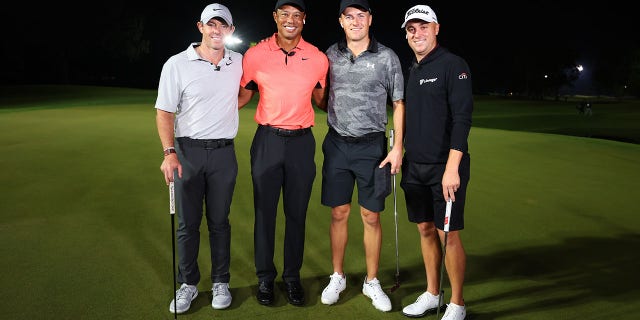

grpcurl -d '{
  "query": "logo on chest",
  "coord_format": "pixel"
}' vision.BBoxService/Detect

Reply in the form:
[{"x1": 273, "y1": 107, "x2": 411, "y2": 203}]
[{"x1": 419, "y1": 77, "x2": 438, "y2": 85}]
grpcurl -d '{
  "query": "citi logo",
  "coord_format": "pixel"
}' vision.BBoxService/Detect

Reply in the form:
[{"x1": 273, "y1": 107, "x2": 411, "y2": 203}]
[
  {"x1": 458, "y1": 73, "x2": 468, "y2": 80},
  {"x1": 419, "y1": 77, "x2": 437, "y2": 85}
]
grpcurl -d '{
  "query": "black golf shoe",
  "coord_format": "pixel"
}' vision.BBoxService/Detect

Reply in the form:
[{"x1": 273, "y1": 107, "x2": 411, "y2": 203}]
[
  {"x1": 284, "y1": 280, "x2": 305, "y2": 306},
  {"x1": 256, "y1": 281, "x2": 274, "y2": 305}
]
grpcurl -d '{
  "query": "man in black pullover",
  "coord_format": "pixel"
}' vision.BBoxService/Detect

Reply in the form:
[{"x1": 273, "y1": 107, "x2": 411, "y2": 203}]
[{"x1": 399, "y1": 5, "x2": 472, "y2": 320}]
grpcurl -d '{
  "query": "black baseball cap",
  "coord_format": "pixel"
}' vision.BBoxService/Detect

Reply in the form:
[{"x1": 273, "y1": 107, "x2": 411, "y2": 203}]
[
  {"x1": 338, "y1": 0, "x2": 371, "y2": 16},
  {"x1": 274, "y1": 0, "x2": 306, "y2": 12}
]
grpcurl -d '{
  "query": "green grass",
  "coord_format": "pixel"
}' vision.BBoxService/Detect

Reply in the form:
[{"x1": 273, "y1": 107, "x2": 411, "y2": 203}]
[{"x1": 1, "y1": 86, "x2": 639, "y2": 319}]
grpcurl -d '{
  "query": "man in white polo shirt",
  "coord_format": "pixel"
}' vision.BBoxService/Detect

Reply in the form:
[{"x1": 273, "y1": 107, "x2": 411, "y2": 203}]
[{"x1": 155, "y1": 3, "x2": 252, "y2": 315}]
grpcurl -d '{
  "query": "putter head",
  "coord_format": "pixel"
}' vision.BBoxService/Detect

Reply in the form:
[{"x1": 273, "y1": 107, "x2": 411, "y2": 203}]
[{"x1": 388, "y1": 275, "x2": 401, "y2": 292}]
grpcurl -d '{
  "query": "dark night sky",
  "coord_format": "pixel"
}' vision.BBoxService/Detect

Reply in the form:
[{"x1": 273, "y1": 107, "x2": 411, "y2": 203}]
[{"x1": 2, "y1": 1, "x2": 637, "y2": 93}]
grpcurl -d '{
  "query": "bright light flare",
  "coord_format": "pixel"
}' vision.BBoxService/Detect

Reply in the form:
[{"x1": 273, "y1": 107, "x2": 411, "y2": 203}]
[
  {"x1": 225, "y1": 35, "x2": 243, "y2": 46},
  {"x1": 576, "y1": 65, "x2": 584, "y2": 72}
]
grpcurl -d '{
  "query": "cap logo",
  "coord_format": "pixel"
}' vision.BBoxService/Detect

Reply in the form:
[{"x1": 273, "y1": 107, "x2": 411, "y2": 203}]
[{"x1": 405, "y1": 7, "x2": 430, "y2": 19}]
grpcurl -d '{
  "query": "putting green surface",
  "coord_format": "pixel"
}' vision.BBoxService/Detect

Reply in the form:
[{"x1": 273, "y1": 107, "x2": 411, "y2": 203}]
[{"x1": 1, "y1": 86, "x2": 639, "y2": 319}]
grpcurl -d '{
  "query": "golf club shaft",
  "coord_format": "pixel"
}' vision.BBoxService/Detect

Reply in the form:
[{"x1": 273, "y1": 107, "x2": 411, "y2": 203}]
[
  {"x1": 390, "y1": 129, "x2": 400, "y2": 282},
  {"x1": 436, "y1": 199, "x2": 453, "y2": 319},
  {"x1": 169, "y1": 182, "x2": 177, "y2": 319}
]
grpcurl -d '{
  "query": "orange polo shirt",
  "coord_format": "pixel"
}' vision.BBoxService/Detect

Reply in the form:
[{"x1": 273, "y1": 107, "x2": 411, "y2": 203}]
[{"x1": 241, "y1": 34, "x2": 329, "y2": 129}]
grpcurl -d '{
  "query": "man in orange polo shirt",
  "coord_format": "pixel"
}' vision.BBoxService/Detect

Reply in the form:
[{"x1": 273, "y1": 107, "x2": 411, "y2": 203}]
[{"x1": 239, "y1": 0, "x2": 329, "y2": 307}]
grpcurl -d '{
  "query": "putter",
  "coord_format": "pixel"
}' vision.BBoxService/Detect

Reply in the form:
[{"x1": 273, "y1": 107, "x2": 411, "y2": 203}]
[
  {"x1": 169, "y1": 181, "x2": 178, "y2": 319},
  {"x1": 389, "y1": 129, "x2": 401, "y2": 292},
  {"x1": 436, "y1": 199, "x2": 453, "y2": 319}
]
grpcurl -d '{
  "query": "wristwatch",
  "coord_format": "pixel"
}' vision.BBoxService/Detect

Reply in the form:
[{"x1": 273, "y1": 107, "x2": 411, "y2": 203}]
[{"x1": 163, "y1": 147, "x2": 176, "y2": 156}]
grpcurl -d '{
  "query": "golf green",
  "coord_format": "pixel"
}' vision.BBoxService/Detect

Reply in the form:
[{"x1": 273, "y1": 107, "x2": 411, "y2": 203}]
[{"x1": 1, "y1": 86, "x2": 638, "y2": 319}]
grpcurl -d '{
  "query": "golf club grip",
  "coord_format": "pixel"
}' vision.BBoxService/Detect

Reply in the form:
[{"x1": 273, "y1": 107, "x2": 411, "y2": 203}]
[
  {"x1": 444, "y1": 199, "x2": 452, "y2": 232},
  {"x1": 169, "y1": 181, "x2": 176, "y2": 215},
  {"x1": 389, "y1": 129, "x2": 394, "y2": 148}
]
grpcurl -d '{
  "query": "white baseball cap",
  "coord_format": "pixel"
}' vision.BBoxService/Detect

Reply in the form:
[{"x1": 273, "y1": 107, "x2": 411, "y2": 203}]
[
  {"x1": 401, "y1": 5, "x2": 438, "y2": 28},
  {"x1": 201, "y1": 3, "x2": 233, "y2": 26}
]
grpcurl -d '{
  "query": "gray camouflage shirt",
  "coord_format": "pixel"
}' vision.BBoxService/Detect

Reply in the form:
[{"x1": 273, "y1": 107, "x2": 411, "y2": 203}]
[{"x1": 325, "y1": 36, "x2": 404, "y2": 137}]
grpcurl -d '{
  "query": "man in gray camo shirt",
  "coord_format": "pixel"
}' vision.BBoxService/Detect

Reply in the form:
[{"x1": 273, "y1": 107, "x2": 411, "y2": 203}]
[{"x1": 316, "y1": 0, "x2": 405, "y2": 313}]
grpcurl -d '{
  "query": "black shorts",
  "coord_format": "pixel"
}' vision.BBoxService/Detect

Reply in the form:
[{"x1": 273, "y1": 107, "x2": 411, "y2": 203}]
[
  {"x1": 321, "y1": 128, "x2": 386, "y2": 212},
  {"x1": 400, "y1": 156, "x2": 470, "y2": 231}
]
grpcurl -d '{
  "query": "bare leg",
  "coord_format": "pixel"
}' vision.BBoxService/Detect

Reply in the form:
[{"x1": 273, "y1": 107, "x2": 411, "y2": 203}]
[
  {"x1": 439, "y1": 230, "x2": 465, "y2": 305},
  {"x1": 361, "y1": 207, "x2": 381, "y2": 281},
  {"x1": 417, "y1": 221, "x2": 442, "y2": 295},
  {"x1": 330, "y1": 204, "x2": 351, "y2": 274}
]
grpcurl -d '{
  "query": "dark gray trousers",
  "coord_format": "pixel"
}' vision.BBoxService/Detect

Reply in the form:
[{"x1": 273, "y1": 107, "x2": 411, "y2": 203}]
[{"x1": 175, "y1": 137, "x2": 237, "y2": 285}]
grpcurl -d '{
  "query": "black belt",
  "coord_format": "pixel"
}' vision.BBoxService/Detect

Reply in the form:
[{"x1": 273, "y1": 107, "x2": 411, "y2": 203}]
[
  {"x1": 329, "y1": 127, "x2": 384, "y2": 143},
  {"x1": 177, "y1": 137, "x2": 233, "y2": 149},
  {"x1": 260, "y1": 125, "x2": 311, "y2": 137}
]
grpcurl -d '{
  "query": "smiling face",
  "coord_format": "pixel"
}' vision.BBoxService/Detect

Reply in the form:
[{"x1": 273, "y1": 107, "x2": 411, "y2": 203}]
[
  {"x1": 339, "y1": 6, "x2": 372, "y2": 42},
  {"x1": 273, "y1": 5, "x2": 306, "y2": 42},
  {"x1": 198, "y1": 17, "x2": 234, "y2": 51},
  {"x1": 405, "y1": 20, "x2": 439, "y2": 61}
]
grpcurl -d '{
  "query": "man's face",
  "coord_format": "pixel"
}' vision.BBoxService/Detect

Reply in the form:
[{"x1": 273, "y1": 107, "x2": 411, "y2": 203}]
[
  {"x1": 273, "y1": 5, "x2": 305, "y2": 41},
  {"x1": 339, "y1": 7, "x2": 372, "y2": 42},
  {"x1": 405, "y1": 20, "x2": 439, "y2": 57},
  {"x1": 199, "y1": 17, "x2": 234, "y2": 50}
]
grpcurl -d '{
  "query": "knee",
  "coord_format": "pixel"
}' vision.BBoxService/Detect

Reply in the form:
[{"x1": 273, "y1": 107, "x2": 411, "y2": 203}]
[
  {"x1": 360, "y1": 208, "x2": 380, "y2": 227},
  {"x1": 331, "y1": 205, "x2": 350, "y2": 222},
  {"x1": 417, "y1": 222, "x2": 436, "y2": 238}
]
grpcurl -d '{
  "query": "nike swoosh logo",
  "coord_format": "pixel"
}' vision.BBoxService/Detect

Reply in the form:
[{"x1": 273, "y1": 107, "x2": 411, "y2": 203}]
[
  {"x1": 212, "y1": 9, "x2": 222, "y2": 11},
  {"x1": 302, "y1": 58, "x2": 309, "y2": 61},
  {"x1": 226, "y1": 62, "x2": 232, "y2": 66}
]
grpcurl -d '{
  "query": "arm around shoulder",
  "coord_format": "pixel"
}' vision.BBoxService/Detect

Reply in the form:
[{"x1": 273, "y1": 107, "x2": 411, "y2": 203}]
[{"x1": 238, "y1": 86, "x2": 254, "y2": 109}]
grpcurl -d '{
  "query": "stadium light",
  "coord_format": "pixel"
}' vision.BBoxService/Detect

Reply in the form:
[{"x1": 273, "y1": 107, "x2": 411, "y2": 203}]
[{"x1": 225, "y1": 35, "x2": 243, "y2": 46}]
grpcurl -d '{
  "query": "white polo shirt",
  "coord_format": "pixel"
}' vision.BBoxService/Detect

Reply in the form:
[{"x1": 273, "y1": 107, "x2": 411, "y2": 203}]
[{"x1": 155, "y1": 43, "x2": 243, "y2": 139}]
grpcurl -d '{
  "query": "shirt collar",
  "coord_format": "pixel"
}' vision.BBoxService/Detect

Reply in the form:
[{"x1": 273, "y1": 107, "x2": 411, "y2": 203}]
[
  {"x1": 337, "y1": 34, "x2": 379, "y2": 54},
  {"x1": 267, "y1": 33, "x2": 309, "y2": 53},
  {"x1": 186, "y1": 42, "x2": 234, "y2": 65}
]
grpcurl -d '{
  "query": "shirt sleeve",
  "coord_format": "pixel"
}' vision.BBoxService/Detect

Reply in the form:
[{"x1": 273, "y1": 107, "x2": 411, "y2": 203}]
[
  {"x1": 387, "y1": 50, "x2": 405, "y2": 102},
  {"x1": 447, "y1": 57, "x2": 473, "y2": 153},
  {"x1": 240, "y1": 48, "x2": 255, "y2": 88},
  {"x1": 155, "y1": 57, "x2": 181, "y2": 113}
]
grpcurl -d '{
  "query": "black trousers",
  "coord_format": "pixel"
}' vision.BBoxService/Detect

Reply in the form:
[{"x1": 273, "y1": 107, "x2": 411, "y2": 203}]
[
  {"x1": 250, "y1": 125, "x2": 316, "y2": 282},
  {"x1": 175, "y1": 137, "x2": 237, "y2": 284}
]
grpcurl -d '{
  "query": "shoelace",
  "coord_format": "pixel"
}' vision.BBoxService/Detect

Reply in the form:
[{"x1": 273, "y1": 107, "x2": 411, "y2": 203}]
[
  {"x1": 213, "y1": 284, "x2": 228, "y2": 296},
  {"x1": 443, "y1": 305, "x2": 453, "y2": 318},
  {"x1": 329, "y1": 274, "x2": 343, "y2": 283},
  {"x1": 366, "y1": 280, "x2": 384, "y2": 297},
  {"x1": 176, "y1": 286, "x2": 195, "y2": 300},
  {"x1": 443, "y1": 304, "x2": 463, "y2": 318},
  {"x1": 327, "y1": 275, "x2": 343, "y2": 291},
  {"x1": 259, "y1": 282, "x2": 271, "y2": 291}
]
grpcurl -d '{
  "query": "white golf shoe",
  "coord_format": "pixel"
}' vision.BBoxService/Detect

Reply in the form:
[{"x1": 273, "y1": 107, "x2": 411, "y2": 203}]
[
  {"x1": 362, "y1": 277, "x2": 392, "y2": 312},
  {"x1": 442, "y1": 302, "x2": 466, "y2": 320},
  {"x1": 211, "y1": 282, "x2": 232, "y2": 309},
  {"x1": 402, "y1": 291, "x2": 442, "y2": 317},
  {"x1": 321, "y1": 272, "x2": 347, "y2": 305},
  {"x1": 169, "y1": 283, "x2": 198, "y2": 314}
]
